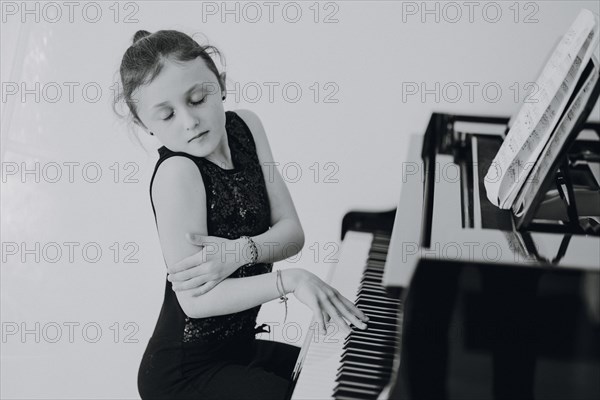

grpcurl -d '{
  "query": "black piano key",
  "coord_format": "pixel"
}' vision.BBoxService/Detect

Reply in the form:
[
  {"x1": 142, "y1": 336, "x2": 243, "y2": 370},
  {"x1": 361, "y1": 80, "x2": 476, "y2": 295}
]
[
  {"x1": 357, "y1": 303, "x2": 399, "y2": 315},
  {"x1": 359, "y1": 283, "x2": 386, "y2": 291},
  {"x1": 337, "y1": 371, "x2": 387, "y2": 386},
  {"x1": 356, "y1": 297, "x2": 400, "y2": 307},
  {"x1": 343, "y1": 345, "x2": 398, "y2": 358},
  {"x1": 336, "y1": 395, "x2": 368, "y2": 400},
  {"x1": 340, "y1": 352, "x2": 390, "y2": 363},
  {"x1": 343, "y1": 340, "x2": 397, "y2": 354},
  {"x1": 335, "y1": 387, "x2": 382, "y2": 399},
  {"x1": 345, "y1": 336, "x2": 397, "y2": 348},
  {"x1": 358, "y1": 289, "x2": 390, "y2": 300},
  {"x1": 336, "y1": 378, "x2": 389, "y2": 393},
  {"x1": 358, "y1": 291, "x2": 393, "y2": 301},
  {"x1": 359, "y1": 304, "x2": 397, "y2": 313},
  {"x1": 359, "y1": 280, "x2": 383, "y2": 288},
  {"x1": 335, "y1": 380, "x2": 383, "y2": 393},
  {"x1": 341, "y1": 359, "x2": 391, "y2": 371},
  {"x1": 336, "y1": 378, "x2": 384, "y2": 391},
  {"x1": 342, "y1": 348, "x2": 395, "y2": 359},
  {"x1": 337, "y1": 364, "x2": 391, "y2": 378},
  {"x1": 361, "y1": 277, "x2": 384, "y2": 284},
  {"x1": 346, "y1": 332, "x2": 396, "y2": 343},
  {"x1": 361, "y1": 273, "x2": 383, "y2": 282},
  {"x1": 344, "y1": 343, "x2": 399, "y2": 356},
  {"x1": 360, "y1": 275, "x2": 385, "y2": 283},
  {"x1": 357, "y1": 293, "x2": 400, "y2": 304},
  {"x1": 367, "y1": 255, "x2": 385, "y2": 261},
  {"x1": 337, "y1": 369, "x2": 390, "y2": 383},
  {"x1": 345, "y1": 333, "x2": 395, "y2": 345},
  {"x1": 370, "y1": 242, "x2": 390, "y2": 251},
  {"x1": 352, "y1": 326, "x2": 393, "y2": 336},
  {"x1": 357, "y1": 313, "x2": 398, "y2": 325},
  {"x1": 344, "y1": 338, "x2": 395, "y2": 349},
  {"x1": 357, "y1": 304, "x2": 399, "y2": 315},
  {"x1": 360, "y1": 281, "x2": 388, "y2": 290},
  {"x1": 359, "y1": 286, "x2": 388, "y2": 295}
]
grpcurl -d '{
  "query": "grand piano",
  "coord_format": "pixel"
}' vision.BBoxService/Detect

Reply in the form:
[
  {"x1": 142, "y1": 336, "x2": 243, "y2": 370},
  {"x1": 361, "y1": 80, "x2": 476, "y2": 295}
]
[{"x1": 288, "y1": 112, "x2": 600, "y2": 400}]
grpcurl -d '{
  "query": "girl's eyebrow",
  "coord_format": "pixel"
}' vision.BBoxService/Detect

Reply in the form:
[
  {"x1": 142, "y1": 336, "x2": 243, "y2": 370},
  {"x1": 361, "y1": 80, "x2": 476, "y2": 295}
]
[{"x1": 151, "y1": 83, "x2": 212, "y2": 109}]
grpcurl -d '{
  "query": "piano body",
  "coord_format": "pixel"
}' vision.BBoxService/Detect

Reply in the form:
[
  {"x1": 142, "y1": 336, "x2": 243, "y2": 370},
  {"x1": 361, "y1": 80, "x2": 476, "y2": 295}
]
[{"x1": 289, "y1": 112, "x2": 600, "y2": 400}]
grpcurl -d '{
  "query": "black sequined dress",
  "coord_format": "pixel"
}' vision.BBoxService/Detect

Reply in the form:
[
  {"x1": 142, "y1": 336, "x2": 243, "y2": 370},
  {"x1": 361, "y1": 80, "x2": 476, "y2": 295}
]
[{"x1": 138, "y1": 111, "x2": 288, "y2": 399}]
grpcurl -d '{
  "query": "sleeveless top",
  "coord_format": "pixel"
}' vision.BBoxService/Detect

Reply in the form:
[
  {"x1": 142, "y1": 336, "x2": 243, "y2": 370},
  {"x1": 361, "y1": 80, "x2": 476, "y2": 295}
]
[{"x1": 147, "y1": 110, "x2": 273, "y2": 346}]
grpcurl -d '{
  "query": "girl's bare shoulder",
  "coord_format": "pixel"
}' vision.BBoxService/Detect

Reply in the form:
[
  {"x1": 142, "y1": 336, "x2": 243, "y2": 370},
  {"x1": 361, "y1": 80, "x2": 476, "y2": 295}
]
[{"x1": 152, "y1": 156, "x2": 206, "y2": 202}]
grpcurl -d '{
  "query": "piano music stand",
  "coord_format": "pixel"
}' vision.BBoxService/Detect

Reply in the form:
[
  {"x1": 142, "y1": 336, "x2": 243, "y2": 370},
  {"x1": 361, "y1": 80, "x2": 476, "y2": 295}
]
[
  {"x1": 513, "y1": 71, "x2": 600, "y2": 234},
  {"x1": 420, "y1": 91, "x2": 600, "y2": 239}
]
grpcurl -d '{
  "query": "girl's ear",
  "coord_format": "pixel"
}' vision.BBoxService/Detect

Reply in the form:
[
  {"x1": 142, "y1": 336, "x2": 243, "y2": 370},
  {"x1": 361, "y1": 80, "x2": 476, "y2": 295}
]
[
  {"x1": 133, "y1": 117, "x2": 151, "y2": 134},
  {"x1": 219, "y1": 72, "x2": 227, "y2": 91},
  {"x1": 219, "y1": 72, "x2": 227, "y2": 101}
]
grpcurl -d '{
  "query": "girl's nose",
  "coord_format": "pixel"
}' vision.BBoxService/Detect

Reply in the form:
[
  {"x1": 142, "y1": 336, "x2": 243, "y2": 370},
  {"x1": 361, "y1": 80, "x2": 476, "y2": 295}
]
[{"x1": 182, "y1": 108, "x2": 200, "y2": 131}]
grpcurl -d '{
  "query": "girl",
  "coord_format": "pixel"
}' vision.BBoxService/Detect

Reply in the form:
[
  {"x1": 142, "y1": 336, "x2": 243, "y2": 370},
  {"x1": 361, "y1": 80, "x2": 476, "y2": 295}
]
[{"x1": 114, "y1": 29, "x2": 369, "y2": 399}]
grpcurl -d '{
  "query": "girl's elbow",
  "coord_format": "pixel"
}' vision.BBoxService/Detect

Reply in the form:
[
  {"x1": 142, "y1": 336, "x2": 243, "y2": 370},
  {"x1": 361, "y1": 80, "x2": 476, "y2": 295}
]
[
  {"x1": 177, "y1": 292, "x2": 211, "y2": 319},
  {"x1": 298, "y1": 231, "x2": 305, "y2": 251},
  {"x1": 295, "y1": 223, "x2": 305, "y2": 252}
]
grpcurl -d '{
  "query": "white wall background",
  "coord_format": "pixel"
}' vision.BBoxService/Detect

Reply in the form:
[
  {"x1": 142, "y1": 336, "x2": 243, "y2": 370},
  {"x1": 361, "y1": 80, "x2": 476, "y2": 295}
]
[{"x1": 2, "y1": 1, "x2": 599, "y2": 398}]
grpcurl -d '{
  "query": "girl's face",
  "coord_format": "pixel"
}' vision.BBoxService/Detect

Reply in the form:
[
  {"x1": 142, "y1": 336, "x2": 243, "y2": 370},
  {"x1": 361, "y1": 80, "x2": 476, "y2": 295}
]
[{"x1": 133, "y1": 57, "x2": 226, "y2": 158}]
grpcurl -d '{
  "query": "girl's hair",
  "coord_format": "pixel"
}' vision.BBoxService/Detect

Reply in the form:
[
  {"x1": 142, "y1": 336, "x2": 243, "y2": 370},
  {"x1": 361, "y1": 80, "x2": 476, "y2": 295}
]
[{"x1": 112, "y1": 30, "x2": 226, "y2": 148}]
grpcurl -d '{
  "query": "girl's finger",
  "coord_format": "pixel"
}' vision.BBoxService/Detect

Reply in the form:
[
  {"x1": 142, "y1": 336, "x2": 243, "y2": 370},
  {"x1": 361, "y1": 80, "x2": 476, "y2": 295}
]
[
  {"x1": 192, "y1": 280, "x2": 218, "y2": 297},
  {"x1": 327, "y1": 292, "x2": 368, "y2": 331},
  {"x1": 335, "y1": 294, "x2": 369, "y2": 325},
  {"x1": 169, "y1": 263, "x2": 211, "y2": 282},
  {"x1": 321, "y1": 311, "x2": 331, "y2": 336},
  {"x1": 308, "y1": 298, "x2": 327, "y2": 336},
  {"x1": 169, "y1": 248, "x2": 207, "y2": 274},
  {"x1": 314, "y1": 310, "x2": 327, "y2": 336},
  {"x1": 319, "y1": 296, "x2": 351, "y2": 335},
  {"x1": 173, "y1": 275, "x2": 210, "y2": 291},
  {"x1": 336, "y1": 298, "x2": 367, "y2": 331}
]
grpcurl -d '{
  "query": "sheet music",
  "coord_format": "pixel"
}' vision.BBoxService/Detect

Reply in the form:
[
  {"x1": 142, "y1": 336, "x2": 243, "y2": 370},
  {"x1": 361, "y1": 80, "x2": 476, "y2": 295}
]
[
  {"x1": 502, "y1": 44, "x2": 597, "y2": 209},
  {"x1": 512, "y1": 56, "x2": 599, "y2": 217},
  {"x1": 485, "y1": 9, "x2": 598, "y2": 208}
]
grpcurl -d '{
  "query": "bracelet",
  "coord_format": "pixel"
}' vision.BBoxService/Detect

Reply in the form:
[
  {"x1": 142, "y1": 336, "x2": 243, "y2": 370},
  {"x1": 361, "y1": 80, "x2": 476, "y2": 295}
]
[
  {"x1": 276, "y1": 270, "x2": 289, "y2": 323},
  {"x1": 240, "y1": 235, "x2": 258, "y2": 266}
]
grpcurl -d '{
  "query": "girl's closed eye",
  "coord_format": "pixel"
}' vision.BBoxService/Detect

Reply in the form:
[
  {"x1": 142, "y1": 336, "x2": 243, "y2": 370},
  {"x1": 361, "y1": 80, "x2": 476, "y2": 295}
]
[
  {"x1": 161, "y1": 96, "x2": 207, "y2": 121},
  {"x1": 191, "y1": 96, "x2": 207, "y2": 106}
]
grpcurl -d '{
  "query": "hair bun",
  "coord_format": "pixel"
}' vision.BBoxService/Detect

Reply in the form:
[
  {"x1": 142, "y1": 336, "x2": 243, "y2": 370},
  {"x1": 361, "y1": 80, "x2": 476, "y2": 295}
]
[{"x1": 133, "y1": 30, "x2": 151, "y2": 44}]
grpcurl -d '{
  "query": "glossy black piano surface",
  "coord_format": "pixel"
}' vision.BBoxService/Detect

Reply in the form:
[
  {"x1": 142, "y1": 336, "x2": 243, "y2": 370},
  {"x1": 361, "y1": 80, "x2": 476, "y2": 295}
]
[{"x1": 383, "y1": 113, "x2": 600, "y2": 400}]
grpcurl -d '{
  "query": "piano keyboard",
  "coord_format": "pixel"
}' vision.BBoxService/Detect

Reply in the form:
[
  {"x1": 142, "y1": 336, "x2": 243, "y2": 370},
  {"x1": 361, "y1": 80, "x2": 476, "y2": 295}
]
[{"x1": 290, "y1": 231, "x2": 403, "y2": 400}]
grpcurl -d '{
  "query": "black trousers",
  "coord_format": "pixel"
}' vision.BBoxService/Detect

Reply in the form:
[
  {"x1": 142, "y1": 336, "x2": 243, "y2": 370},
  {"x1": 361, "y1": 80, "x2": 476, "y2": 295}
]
[
  {"x1": 138, "y1": 335, "x2": 301, "y2": 400},
  {"x1": 195, "y1": 338, "x2": 301, "y2": 400}
]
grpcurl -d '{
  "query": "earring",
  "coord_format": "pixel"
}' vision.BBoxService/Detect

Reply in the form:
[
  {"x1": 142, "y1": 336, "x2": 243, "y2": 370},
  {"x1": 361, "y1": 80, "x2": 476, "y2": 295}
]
[{"x1": 149, "y1": 132, "x2": 154, "y2": 136}]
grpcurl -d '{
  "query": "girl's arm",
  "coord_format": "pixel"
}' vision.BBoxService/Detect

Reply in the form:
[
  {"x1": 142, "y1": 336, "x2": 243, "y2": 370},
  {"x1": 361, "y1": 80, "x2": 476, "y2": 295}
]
[
  {"x1": 152, "y1": 154, "x2": 296, "y2": 318},
  {"x1": 153, "y1": 151, "x2": 367, "y2": 333},
  {"x1": 236, "y1": 108, "x2": 305, "y2": 263},
  {"x1": 183, "y1": 268, "x2": 302, "y2": 319}
]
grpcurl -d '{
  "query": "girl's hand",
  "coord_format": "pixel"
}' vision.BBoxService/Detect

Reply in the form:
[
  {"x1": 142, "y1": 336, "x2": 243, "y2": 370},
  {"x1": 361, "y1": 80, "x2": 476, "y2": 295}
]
[
  {"x1": 167, "y1": 234, "x2": 246, "y2": 296},
  {"x1": 291, "y1": 270, "x2": 369, "y2": 336}
]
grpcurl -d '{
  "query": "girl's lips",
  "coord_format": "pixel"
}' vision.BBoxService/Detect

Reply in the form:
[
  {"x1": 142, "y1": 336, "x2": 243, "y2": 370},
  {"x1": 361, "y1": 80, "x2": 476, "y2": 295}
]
[{"x1": 189, "y1": 130, "x2": 209, "y2": 142}]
